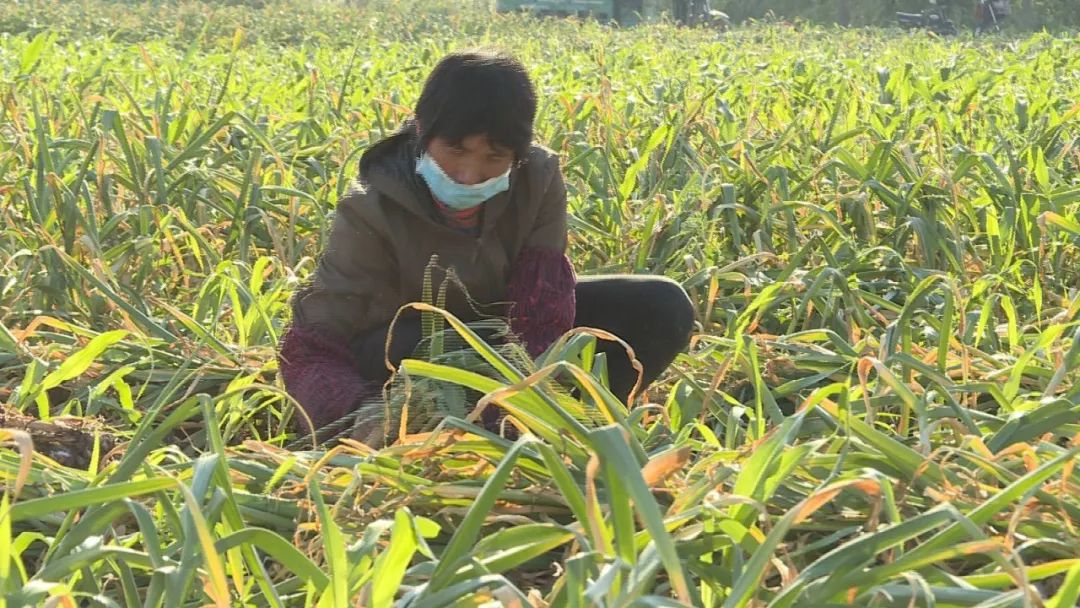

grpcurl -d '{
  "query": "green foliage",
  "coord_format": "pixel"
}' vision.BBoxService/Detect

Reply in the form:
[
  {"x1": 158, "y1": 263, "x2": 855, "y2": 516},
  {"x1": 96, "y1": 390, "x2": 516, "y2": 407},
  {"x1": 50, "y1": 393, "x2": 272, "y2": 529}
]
[{"x1": 0, "y1": 1, "x2": 1078, "y2": 606}]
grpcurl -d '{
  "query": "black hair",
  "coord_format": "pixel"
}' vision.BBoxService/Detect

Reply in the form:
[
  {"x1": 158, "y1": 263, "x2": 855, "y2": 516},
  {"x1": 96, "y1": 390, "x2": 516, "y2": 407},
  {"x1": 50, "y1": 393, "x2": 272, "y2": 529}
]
[{"x1": 414, "y1": 50, "x2": 537, "y2": 162}]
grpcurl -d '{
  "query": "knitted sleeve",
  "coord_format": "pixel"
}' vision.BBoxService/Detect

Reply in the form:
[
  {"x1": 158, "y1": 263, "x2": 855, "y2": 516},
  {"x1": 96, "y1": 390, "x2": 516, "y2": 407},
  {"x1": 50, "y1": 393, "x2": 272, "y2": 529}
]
[
  {"x1": 506, "y1": 246, "x2": 577, "y2": 358},
  {"x1": 277, "y1": 323, "x2": 374, "y2": 432}
]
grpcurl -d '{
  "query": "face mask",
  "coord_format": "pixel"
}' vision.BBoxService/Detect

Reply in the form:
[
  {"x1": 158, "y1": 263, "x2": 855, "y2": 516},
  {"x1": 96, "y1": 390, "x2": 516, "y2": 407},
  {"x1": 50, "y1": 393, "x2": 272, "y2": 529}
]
[{"x1": 415, "y1": 152, "x2": 511, "y2": 211}]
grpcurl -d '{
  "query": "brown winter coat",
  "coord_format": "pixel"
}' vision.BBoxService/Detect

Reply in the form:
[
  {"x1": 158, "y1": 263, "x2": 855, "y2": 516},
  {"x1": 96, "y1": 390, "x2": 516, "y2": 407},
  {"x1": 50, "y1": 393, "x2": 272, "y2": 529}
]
[{"x1": 291, "y1": 122, "x2": 569, "y2": 338}]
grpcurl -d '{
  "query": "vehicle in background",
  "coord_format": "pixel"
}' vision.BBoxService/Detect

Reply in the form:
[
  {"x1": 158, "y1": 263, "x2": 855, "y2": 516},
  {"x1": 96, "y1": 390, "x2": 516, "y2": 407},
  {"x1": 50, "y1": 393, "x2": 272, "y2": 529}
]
[
  {"x1": 896, "y1": 0, "x2": 958, "y2": 35},
  {"x1": 494, "y1": 0, "x2": 729, "y2": 28}
]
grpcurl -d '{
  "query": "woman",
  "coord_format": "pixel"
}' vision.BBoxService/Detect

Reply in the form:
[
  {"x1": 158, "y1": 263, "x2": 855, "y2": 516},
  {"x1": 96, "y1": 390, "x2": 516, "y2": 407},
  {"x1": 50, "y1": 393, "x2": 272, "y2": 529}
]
[{"x1": 278, "y1": 50, "x2": 695, "y2": 438}]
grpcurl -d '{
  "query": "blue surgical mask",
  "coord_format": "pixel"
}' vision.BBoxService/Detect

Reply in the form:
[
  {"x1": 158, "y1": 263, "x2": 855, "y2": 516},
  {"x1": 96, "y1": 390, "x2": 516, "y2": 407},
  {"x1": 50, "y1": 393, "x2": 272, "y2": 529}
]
[{"x1": 415, "y1": 153, "x2": 511, "y2": 210}]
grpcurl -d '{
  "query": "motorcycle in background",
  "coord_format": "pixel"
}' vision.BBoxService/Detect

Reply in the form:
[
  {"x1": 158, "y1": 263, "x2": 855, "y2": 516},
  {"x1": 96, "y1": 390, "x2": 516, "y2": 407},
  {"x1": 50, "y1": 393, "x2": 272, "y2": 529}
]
[{"x1": 896, "y1": 0, "x2": 958, "y2": 35}]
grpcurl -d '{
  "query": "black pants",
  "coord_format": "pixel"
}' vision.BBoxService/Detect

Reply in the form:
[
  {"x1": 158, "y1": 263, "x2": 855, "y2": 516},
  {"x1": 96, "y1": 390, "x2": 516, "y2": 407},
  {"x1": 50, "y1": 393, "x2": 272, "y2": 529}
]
[{"x1": 350, "y1": 275, "x2": 696, "y2": 403}]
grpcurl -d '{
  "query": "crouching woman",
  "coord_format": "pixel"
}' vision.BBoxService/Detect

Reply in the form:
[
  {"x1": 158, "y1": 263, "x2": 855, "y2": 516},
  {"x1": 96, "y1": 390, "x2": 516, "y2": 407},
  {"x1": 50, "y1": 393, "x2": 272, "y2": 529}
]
[{"x1": 277, "y1": 50, "x2": 695, "y2": 439}]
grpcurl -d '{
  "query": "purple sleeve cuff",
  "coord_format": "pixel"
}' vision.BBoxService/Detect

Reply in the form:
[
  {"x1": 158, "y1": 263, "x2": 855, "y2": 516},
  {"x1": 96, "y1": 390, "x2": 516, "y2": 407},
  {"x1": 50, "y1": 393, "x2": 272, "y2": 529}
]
[
  {"x1": 277, "y1": 324, "x2": 373, "y2": 431},
  {"x1": 506, "y1": 246, "x2": 577, "y2": 358}
]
